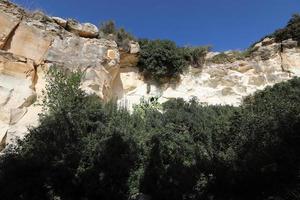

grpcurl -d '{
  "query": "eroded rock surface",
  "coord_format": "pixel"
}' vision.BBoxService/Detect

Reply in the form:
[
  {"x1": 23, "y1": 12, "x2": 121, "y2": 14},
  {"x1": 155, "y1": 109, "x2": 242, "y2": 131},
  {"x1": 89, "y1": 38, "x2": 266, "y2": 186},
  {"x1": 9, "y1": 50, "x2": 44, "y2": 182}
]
[
  {"x1": 0, "y1": 0, "x2": 121, "y2": 150},
  {"x1": 119, "y1": 38, "x2": 300, "y2": 109}
]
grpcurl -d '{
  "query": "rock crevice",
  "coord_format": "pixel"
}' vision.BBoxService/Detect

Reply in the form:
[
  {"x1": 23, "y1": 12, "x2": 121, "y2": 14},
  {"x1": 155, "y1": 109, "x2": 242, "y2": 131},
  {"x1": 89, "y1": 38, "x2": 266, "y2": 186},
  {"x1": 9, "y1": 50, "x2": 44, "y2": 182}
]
[{"x1": 2, "y1": 17, "x2": 22, "y2": 51}]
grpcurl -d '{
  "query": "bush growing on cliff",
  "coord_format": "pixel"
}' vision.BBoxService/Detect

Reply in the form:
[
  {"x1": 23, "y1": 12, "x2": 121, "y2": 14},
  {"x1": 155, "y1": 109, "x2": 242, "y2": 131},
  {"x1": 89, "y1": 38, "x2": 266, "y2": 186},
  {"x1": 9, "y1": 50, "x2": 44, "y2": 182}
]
[
  {"x1": 99, "y1": 20, "x2": 117, "y2": 35},
  {"x1": 138, "y1": 39, "x2": 188, "y2": 82},
  {"x1": 181, "y1": 46, "x2": 211, "y2": 68},
  {"x1": 270, "y1": 14, "x2": 300, "y2": 45},
  {"x1": 252, "y1": 14, "x2": 300, "y2": 47},
  {"x1": 99, "y1": 20, "x2": 136, "y2": 51}
]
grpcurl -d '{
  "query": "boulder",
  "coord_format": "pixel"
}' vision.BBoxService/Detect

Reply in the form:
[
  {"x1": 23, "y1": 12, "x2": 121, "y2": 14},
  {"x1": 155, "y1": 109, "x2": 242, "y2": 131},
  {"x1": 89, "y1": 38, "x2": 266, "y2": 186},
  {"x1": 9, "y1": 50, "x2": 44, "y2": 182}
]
[
  {"x1": 31, "y1": 11, "x2": 52, "y2": 22},
  {"x1": 66, "y1": 19, "x2": 99, "y2": 38},
  {"x1": 253, "y1": 43, "x2": 280, "y2": 60},
  {"x1": 262, "y1": 37, "x2": 275, "y2": 46},
  {"x1": 282, "y1": 39, "x2": 298, "y2": 49},
  {"x1": 81, "y1": 23, "x2": 99, "y2": 38},
  {"x1": 52, "y1": 16, "x2": 67, "y2": 28},
  {"x1": 129, "y1": 41, "x2": 140, "y2": 54}
]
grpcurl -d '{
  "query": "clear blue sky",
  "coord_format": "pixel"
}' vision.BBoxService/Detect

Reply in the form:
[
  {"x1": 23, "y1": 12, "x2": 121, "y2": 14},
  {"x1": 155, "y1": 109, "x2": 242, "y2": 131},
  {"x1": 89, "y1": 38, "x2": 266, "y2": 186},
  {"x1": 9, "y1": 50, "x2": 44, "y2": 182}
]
[{"x1": 11, "y1": 0, "x2": 300, "y2": 51}]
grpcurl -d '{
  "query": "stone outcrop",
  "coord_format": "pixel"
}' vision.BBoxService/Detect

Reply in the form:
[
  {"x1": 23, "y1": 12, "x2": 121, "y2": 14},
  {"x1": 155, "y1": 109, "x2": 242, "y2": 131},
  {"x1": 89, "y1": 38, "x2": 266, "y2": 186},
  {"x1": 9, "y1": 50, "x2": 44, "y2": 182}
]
[
  {"x1": 1, "y1": 0, "x2": 300, "y2": 151},
  {"x1": 66, "y1": 19, "x2": 99, "y2": 38},
  {"x1": 119, "y1": 38, "x2": 300, "y2": 109},
  {"x1": 0, "y1": 0, "x2": 121, "y2": 150}
]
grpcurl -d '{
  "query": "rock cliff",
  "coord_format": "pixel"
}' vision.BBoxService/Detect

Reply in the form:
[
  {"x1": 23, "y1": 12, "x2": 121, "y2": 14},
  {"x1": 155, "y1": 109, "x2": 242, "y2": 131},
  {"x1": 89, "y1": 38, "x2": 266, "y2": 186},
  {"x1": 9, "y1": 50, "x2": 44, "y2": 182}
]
[
  {"x1": 1, "y1": 0, "x2": 300, "y2": 150},
  {"x1": 0, "y1": 0, "x2": 121, "y2": 149},
  {"x1": 119, "y1": 38, "x2": 300, "y2": 108}
]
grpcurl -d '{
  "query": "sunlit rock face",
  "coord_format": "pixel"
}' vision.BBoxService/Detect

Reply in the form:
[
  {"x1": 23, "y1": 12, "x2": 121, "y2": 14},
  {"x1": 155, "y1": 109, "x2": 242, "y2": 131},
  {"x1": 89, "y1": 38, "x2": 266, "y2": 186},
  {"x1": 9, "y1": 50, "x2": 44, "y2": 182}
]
[
  {"x1": 119, "y1": 38, "x2": 300, "y2": 109},
  {"x1": 0, "y1": 0, "x2": 121, "y2": 150}
]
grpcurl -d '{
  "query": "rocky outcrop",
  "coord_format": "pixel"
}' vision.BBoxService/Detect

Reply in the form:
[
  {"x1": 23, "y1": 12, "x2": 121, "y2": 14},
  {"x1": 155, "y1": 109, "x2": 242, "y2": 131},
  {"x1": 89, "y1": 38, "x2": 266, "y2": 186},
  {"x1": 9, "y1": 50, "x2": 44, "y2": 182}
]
[
  {"x1": 66, "y1": 19, "x2": 99, "y2": 38},
  {"x1": 0, "y1": 0, "x2": 121, "y2": 150},
  {"x1": 119, "y1": 38, "x2": 300, "y2": 109}
]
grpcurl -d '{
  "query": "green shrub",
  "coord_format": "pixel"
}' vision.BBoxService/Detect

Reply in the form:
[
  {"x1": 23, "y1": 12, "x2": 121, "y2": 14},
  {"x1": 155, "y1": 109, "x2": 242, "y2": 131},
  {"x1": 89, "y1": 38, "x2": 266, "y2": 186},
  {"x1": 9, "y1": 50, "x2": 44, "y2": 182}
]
[
  {"x1": 228, "y1": 77, "x2": 300, "y2": 199},
  {"x1": 99, "y1": 20, "x2": 136, "y2": 51},
  {"x1": 99, "y1": 20, "x2": 117, "y2": 35},
  {"x1": 272, "y1": 14, "x2": 300, "y2": 44},
  {"x1": 252, "y1": 14, "x2": 300, "y2": 47},
  {"x1": 138, "y1": 39, "x2": 188, "y2": 82},
  {"x1": 0, "y1": 68, "x2": 139, "y2": 200},
  {"x1": 1, "y1": 67, "x2": 300, "y2": 200},
  {"x1": 181, "y1": 46, "x2": 211, "y2": 68}
]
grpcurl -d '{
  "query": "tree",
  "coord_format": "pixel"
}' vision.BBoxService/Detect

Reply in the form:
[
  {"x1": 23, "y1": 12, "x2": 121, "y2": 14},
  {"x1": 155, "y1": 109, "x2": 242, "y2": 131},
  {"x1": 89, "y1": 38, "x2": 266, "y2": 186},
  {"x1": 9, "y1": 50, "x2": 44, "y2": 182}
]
[{"x1": 138, "y1": 39, "x2": 188, "y2": 82}]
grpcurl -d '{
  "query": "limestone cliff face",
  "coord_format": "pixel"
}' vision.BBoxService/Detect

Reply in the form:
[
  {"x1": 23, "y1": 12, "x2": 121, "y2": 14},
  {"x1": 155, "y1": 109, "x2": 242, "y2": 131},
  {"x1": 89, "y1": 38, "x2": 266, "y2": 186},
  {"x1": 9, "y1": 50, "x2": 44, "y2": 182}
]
[
  {"x1": 1, "y1": 0, "x2": 300, "y2": 150},
  {"x1": 0, "y1": 0, "x2": 121, "y2": 149},
  {"x1": 119, "y1": 38, "x2": 300, "y2": 108}
]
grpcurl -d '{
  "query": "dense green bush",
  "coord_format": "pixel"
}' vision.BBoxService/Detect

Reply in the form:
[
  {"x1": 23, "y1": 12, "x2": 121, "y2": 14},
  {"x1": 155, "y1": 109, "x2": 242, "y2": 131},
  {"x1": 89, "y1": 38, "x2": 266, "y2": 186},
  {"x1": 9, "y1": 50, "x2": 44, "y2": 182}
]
[
  {"x1": 271, "y1": 14, "x2": 300, "y2": 45},
  {"x1": 138, "y1": 39, "x2": 188, "y2": 81},
  {"x1": 252, "y1": 14, "x2": 300, "y2": 47},
  {"x1": 0, "y1": 68, "x2": 300, "y2": 200},
  {"x1": 0, "y1": 68, "x2": 139, "y2": 200},
  {"x1": 138, "y1": 40, "x2": 211, "y2": 82},
  {"x1": 99, "y1": 20, "x2": 136, "y2": 51},
  {"x1": 181, "y1": 46, "x2": 210, "y2": 68},
  {"x1": 99, "y1": 20, "x2": 117, "y2": 35}
]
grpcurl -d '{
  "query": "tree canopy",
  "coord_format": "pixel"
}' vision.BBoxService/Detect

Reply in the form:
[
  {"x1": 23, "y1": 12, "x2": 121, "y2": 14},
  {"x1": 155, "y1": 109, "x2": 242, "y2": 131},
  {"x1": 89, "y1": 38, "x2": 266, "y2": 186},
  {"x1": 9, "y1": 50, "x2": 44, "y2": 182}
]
[{"x1": 0, "y1": 68, "x2": 300, "y2": 200}]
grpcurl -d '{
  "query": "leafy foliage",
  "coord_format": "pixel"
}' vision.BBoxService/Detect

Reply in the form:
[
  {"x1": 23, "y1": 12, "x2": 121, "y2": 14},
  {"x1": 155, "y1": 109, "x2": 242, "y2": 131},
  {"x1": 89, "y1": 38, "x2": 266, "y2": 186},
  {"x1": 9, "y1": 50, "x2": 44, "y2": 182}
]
[
  {"x1": 99, "y1": 20, "x2": 135, "y2": 51},
  {"x1": 99, "y1": 20, "x2": 117, "y2": 35},
  {"x1": 138, "y1": 39, "x2": 188, "y2": 81},
  {"x1": 252, "y1": 14, "x2": 300, "y2": 47},
  {"x1": 182, "y1": 46, "x2": 211, "y2": 68},
  {"x1": 270, "y1": 14, "x2": 300, "y2": 45},
  {"x1": 0, "y1": 68, "x2": 138, "y2": 200},
  {"x1": 0, "y1": 68, "x2": 300, "y2": 200}
]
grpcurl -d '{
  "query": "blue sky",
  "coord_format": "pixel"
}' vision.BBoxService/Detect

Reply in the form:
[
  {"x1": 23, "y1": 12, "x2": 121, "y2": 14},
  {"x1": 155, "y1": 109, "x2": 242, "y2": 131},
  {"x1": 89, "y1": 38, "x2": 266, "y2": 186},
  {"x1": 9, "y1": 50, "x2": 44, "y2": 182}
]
[{"x1": 12, "y1": 0, "x2": 300, "y2": 51}]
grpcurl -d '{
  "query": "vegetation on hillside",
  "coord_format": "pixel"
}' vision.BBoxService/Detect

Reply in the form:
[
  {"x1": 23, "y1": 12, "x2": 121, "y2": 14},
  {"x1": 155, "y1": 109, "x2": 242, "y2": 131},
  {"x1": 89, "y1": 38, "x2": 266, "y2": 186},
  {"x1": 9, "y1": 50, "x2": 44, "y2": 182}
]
[
  {"x1": 99, "y1": 20, "x2": 136, "y2": 51},
  {"x1": 251, "y1": 13, "x2": 300, "y2": 48},
  {"x1": 182, "y1": 46, "x2": 211, "y2": 67},
  {"x1": 0, "y1": 69, "x2": 299, "y2": 200},
  {"x1": 97, "y1": 13, "x2": 300, "y2": 82},
  {"x1": 138, "y1": 39, "x2": 188, "y2": 82},
  {"x1": 269, "y1": 14, "x2": 300, "y2": 45},
  {"x1": 209, "y1": 14, "x2": 300, "y2": 64},
  {"x1": 138, "y1": 39, "x2": 209, "y2": 82}
]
